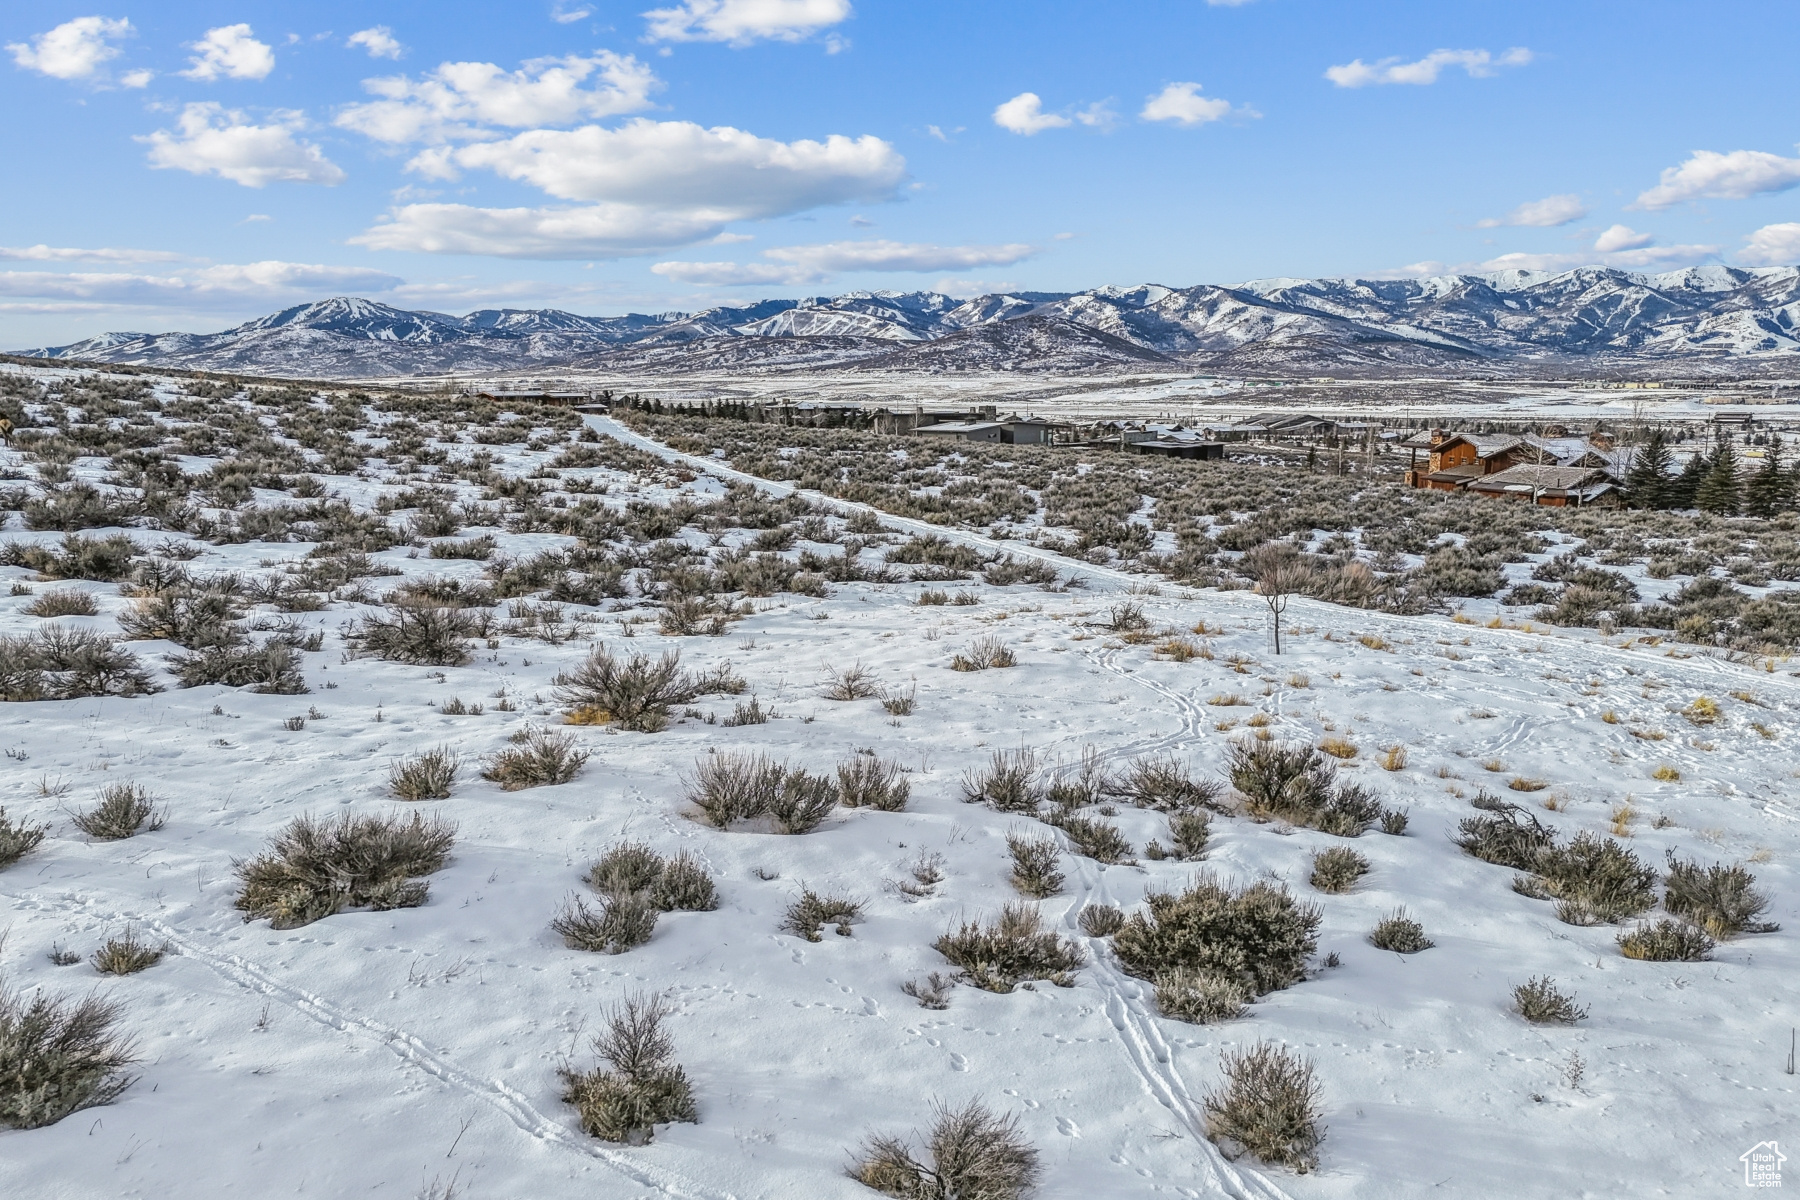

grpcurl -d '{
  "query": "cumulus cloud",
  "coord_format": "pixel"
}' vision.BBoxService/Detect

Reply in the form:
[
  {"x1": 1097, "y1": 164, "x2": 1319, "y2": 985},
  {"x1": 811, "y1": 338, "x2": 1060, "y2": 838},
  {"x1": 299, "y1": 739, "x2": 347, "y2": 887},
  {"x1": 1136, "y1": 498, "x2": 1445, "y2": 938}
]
[
  {"x1": 1476, "y1": 193, "x2": 1586, "y2": 228},
  {"x1": 0, "y1": 244, "x2": 183, "y2": 263},
  {"x1": 643, "y1": 0, "x2": 852, "y2": 45},
  {"x1": 141, "y1": 103, "x2": 346, "y2": 187},
  {"x1": 1593, "y1": 224, "x2": 1654, "y2": 253},
  {"x1": 1325, "y1": 47, "x2": 1531, "y2": 88},
  {"x1": 347, "y1": 26, "x2": 404, "y2": 60},
  {"x1": 1738, "y1": 222, "x2": 1800, "y2": 267},
  {"x1": 411, "y1": 115, "x2": 901, "y2": 204},
  {"x1": 355, "y1": 201, "x2": 781, "y2": 258},
  {"x1": 7, "y1": 15, "x2": 133, "y2": 81},
  {"x1": 552, "y1": 4, "x2": 593, "y2": 23},
  {"x1": 1633, "y1": 148, "x2": 1800, "y2": 210},
  {"x1": 181, "y1": 24, "x2": 275, "y2": 82},
  {"x1": 120, "y1": 67, "x2": 153, "y2": 87},
  {"x1": 336, "y1": 52, "x2": 659, "y2": 144},
  {"x1": 1470, "y1": 243, "x2": 1719, "y2": 273},
  {"x1": 352, "y1": 117, "x2": 904, "y2": 259},
  {"x1": 1140, "y1": 82, "x2": 1243, "y2": 127},
  {"x1": 652, "y1": 238, "x2": 1035, "y2": 285},
  {"x1": 0, "y1": 261, "x2": 401, "y2": 307},
  {"x1": 993, "y1": 92, "x2": 1070, "y2": 135}
]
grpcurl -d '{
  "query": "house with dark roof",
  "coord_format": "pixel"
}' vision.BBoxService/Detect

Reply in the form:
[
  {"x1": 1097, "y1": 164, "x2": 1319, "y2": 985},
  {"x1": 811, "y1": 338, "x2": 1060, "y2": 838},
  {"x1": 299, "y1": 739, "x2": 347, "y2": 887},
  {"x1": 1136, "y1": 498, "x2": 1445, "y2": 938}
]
[{"x1": 1407, "y1": 429, "x2": 1629, "y2": 506}]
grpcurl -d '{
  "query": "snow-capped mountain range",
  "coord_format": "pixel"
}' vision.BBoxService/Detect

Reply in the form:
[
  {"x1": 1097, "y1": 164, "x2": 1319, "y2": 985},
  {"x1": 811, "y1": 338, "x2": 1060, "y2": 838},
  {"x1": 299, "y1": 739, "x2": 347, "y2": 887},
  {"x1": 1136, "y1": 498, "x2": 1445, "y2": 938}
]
[{"x1": 21, "y1": 266, "x2": 1800, "y2": 379}]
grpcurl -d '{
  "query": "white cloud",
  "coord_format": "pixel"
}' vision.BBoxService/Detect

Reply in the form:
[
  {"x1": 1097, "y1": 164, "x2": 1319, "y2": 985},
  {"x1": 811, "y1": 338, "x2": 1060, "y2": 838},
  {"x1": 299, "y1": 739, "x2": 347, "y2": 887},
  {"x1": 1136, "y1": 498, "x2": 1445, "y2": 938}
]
[
  {"x1": 1593, "y1": 224, "x2": 1654, "y2": 253},
  {"x1": 1140, "y1": 82, "x2": 1239, "y2": 127},
  {"x1": 0, "y1": 261, "x2": 401, "y2": 307},
  {"x1": 353, "y1": 202, "x2": 739, "y2": 258},
  {"x1": 422, "y1": 117, "x2": 902, "y2": 206},
  {"x1": 1325, "y1": 47, "x2": 1531, "y2": 88},
  {"x1": 1476, "y1": 193, "x2": 1586, "y2": 228},
  {"x1": 1472, "y1": 243, "x2": 1718, "y2": 273},
  {"x1": 336, "y1": 52, "x2": 659, "y2": 144},
  {"x1": 993, "y1": 92, "x2": 1070, "y2": 135},
  {"x1": 0, "y1": 244, "x2": 183, "y2": 264},
  {"x1": 181, "y1": 24, "x2": 275, "y2": 82},
  {"x1": 650, "y1": 260, "x2": 801, "y2": 285},
  {"x1": 141, "y1": 103, "x2": 346, "y2": 188},
  {"x1": 120, "y1": 67, "x2": 153, "y2": 87},
  {"x1": 1633, "y1": 148, "x2": 1800, "y2": 210},
  {"x1": 652, "y1": 238, "x2": 1035, "y2": 285},
  {"x1": 7, "y1": 16, "x2": 132, "y2": 81},
  {"x1": 1739, "y1": 222, "x2": 1800, "y2": 267},
  {"x1": 552, "y1": 4, "x2": 593, "y2": 23},
  {"x1": 643, "y1": 0, "x2": 852, "y2": 45},
  {"x1": 347, "y1": 27, "x2": 404, "y2": 60}
]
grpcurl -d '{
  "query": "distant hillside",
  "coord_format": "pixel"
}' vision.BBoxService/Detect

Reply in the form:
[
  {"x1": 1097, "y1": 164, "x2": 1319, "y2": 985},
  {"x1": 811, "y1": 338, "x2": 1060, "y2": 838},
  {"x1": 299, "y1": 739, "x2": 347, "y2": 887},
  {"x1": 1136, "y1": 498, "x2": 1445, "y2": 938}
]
[{"x1": 23, "y1": 267, "x2": 1800, "y2": 379}]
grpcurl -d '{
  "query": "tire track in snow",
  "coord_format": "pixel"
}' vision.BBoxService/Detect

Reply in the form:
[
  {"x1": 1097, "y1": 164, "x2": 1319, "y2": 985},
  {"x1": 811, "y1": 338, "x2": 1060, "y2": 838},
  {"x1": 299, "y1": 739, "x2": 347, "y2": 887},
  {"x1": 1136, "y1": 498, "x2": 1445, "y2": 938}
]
[
  {"x1": 0, "y1": 891, "x2": 741, "y2": 1200},
  {"x1": 1057, "y1": 643, "x2": 1296, "y2": 1200}
]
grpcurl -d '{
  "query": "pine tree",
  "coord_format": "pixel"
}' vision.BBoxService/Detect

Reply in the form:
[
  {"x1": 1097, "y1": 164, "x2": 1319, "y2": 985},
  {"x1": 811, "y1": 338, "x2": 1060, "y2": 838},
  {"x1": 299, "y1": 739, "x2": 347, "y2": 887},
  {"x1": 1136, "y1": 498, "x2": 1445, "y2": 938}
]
[
  {"x1": 1667, "y1": 449, "x2": 1710, "y2": 510},
  {"x1": 1623, "y1": 429, "x2": 1672, "y2": 509},
  {"x1": 1743, "y1": 438, "x2": 1788, "y2": 517},
  {"x1": 1694, "y1": 439, "x2": 1742, "y2": 515}
]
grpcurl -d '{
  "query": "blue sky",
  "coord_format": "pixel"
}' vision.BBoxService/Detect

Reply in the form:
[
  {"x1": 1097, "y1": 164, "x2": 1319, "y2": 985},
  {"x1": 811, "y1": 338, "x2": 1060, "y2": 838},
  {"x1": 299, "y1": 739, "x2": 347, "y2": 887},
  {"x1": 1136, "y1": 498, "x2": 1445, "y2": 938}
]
[{"x1": 7, "y1": 0, "x2": 1800, "y2": 345}]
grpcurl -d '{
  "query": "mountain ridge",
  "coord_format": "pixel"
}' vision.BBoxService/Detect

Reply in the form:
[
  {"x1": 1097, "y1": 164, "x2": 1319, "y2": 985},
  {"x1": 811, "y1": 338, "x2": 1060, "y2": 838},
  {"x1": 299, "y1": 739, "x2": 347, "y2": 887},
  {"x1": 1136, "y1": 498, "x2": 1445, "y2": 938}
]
[{"x1": 21, "y1": 265, "x2": 1800, "y2": 379}]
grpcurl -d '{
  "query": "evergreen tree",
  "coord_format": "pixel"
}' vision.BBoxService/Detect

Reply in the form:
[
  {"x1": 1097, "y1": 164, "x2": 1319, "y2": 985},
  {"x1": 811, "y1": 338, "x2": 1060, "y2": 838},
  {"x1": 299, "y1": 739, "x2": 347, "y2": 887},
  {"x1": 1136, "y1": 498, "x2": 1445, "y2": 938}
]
[
  {"x1": 1744, "y1": 437, "x2": 1788, "y2": 517},
  {"x1": 1622, "y1": 428, "x2": 1672, "y2": 509},
  {"x1": 1694, "y1": 439, "x2": 1742, "y2": 515},
  {"x1": 1666, "y1": 449, "x2": 1710, "y2": 510}
]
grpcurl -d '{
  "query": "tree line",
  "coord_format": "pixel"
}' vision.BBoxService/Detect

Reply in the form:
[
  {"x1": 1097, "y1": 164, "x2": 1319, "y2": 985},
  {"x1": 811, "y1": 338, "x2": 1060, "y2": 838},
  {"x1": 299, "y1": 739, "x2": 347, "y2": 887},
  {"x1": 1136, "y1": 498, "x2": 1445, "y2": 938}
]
[{"x1": 1623, "y1": 430, "x2": 1796, "y2": 515}]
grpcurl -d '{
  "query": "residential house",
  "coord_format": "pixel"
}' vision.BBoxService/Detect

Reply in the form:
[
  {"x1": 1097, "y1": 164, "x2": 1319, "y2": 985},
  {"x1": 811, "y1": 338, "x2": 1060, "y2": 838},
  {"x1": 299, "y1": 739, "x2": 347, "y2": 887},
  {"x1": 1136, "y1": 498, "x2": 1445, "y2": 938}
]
[{"x1": 1407, "y1": 428, "x2": 1629, "y2": 506}]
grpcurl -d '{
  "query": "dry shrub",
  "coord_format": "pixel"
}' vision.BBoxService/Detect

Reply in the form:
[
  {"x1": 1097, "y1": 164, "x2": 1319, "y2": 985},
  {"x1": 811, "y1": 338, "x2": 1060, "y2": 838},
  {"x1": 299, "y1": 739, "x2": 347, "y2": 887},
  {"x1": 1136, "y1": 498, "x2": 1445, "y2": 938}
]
[
  {"x1": 1228, "y1": 741, "x2": 1385, "y2": 836},
  {"x1": 1309, "y1": 847, "x2": 1368, "y2": 894},
  {"x1": 1513, "y1": 832, "x2": 1657, "y2": 925},
  {"x1": 234, "y1": 811, "x2": 454, "y2": 929},
  {"x1": 900, "y1": 973, "x2": 954, "y2": 1010},
  {"x1": 1317, "y1": 737, "x2": 1357, "y2": 760},
  {"x1": 389, "y1": 748, "x2": 458, "y2": 801},
  {"x1": 1006, "y1": 833, "x2": 1063, "y2": 898},
  {"x1": 951, "y1": 636, "x2": 1016, "y2": 671},
  {"x1": 1369, "y1": 909, "x2": 1433, "y2": 953},
  {"x1": 559, "y1": 994, "x2": 696, "y2": 1144},
  {"x1": 0, "y1": 627, "x2": 159, "y2": 701},
  {"x1": 1170, "y1": 811, "x2": 1211, "y2": 861},
  {"x1": 851, "y1": 1099, "x2": 1040, "y2": 1200},
  {"x1": 91, "y1": 932, "x2": 163, "y2": 976},
  {"x1": 1112, "y1": 874, "x2": 1320, "y2": 998},
  {"x1": 0, "y1": 807, "x2": 49, "y2": 869},
  {"x1": 556, "y1": 645, "x2": 740, "y2": 732},
  {"x1": 782, "y1": 889, "x2": 864, "y2": 941},
  {"x1": 1662, "y1": 854, "x2": 1777, "y2": 937},
  {"x1": 837, "y1": 755, "x2": 910, "y2": 811},
  {"x1": 1111, "y1": 753, "x2": 1221, "y2": 812},
  {"x1": 0, "y1": 979, "x2": 137, "y2": 1129},
  {"x1": 23, "y1": 589, "x2": 98, "y2": 617},
  {"x1": 72, "y1": 783, "x2": 164, "y2": 840},
  {"x1": 345, "y1": 605, "x2": 476, "y2": 666},
  {"x1": 1377, "y1": 745, "x2": 1408, "y2": 771},
  {"x1": 1078, "y1": 904, "x2": 1124, "y2": 937},
  {"x1": 685, "y1": 753, "x2": 837, "y2": 833},
  {"x1": 1513, "y1": 976, "x2": 1586, "y2": 1023},
  {"x1": 1617, "y1": 919, "x2": 1715, "y2": 961},
  {"x1": 1047, "y1": 811, "x2": 1133, "y2": 864},
  {"x1": 552, "y1": 893, "x2": 657, "y2": 953},
  {"x1": 823, "y1": 662, "x2": 881, "y2": 700},
  {"x1": 935, "y1": 903, "x2": 1084, "y2": 993},
  {"x1": 481, "y1": 728, "x2": 588, "y2": 790},
  {"x1": 1454, "y1": 804, "x2": 1555, "y2": 870},
  {"x1": 960, "y1": 748, "x2": 1042, "y2": 814},
  {"x1": 1155, "y1": 967, "x2": 1249, "y2": 1024},
  {"x1": 1202, "y1": 1043, "x2": 1324, "y2": 1172}
]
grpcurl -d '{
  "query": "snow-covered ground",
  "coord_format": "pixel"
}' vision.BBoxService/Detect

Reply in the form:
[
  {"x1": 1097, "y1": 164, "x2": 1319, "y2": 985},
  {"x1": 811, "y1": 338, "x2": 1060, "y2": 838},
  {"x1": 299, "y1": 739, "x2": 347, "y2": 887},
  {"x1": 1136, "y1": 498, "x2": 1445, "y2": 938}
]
[{"x1": 2, "y1": 402, "x2": 1796, "y2": 1200}]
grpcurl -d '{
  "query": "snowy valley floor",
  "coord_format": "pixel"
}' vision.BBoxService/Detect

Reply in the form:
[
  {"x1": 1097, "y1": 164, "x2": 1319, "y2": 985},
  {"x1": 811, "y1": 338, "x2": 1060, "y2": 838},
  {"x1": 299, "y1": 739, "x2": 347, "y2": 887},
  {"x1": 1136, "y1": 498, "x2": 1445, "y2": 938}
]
[{"x1": 1, "y1": 413, "x2": 1796, "y2": 1200}]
